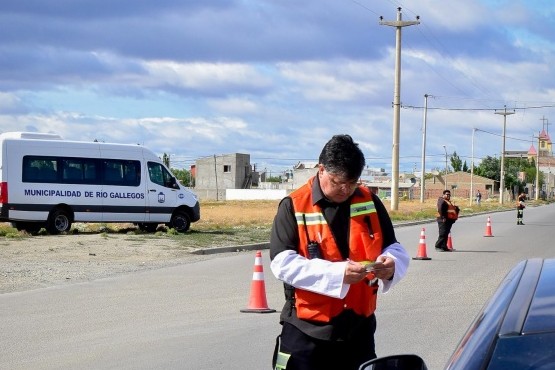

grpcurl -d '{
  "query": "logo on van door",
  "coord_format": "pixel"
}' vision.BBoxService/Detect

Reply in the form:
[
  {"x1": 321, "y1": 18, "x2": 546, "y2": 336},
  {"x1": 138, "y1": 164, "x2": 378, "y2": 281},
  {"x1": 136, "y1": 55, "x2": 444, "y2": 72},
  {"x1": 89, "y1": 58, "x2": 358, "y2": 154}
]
[{"x1": 158, "y1": 192, "x2": 165, "y2": 203}]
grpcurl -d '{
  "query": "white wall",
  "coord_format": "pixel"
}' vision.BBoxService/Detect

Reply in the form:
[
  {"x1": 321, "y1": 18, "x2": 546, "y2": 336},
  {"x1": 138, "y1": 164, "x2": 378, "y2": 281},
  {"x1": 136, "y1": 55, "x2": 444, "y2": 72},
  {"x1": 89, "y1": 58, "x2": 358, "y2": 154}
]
[{"x1": 226, "y1": 189, "x2": 287, "y2": 200}]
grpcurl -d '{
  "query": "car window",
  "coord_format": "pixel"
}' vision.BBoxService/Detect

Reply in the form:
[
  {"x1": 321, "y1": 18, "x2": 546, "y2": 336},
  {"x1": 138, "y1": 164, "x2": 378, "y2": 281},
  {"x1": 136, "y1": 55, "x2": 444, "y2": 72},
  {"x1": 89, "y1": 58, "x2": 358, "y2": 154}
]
[
  {"x1": 487, "y1": 333, "x2": 555, "y2": 370},
  {"x1": 523, "y1": 259, "x2": 555, "y2": 333}
]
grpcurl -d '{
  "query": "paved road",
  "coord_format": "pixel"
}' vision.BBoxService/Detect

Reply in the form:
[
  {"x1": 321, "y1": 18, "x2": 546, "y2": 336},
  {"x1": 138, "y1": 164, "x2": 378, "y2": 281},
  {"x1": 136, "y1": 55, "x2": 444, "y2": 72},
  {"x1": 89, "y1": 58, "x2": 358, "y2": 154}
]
[{"x1": 1, "y1": 203, "x2": 554, "y2": 370}]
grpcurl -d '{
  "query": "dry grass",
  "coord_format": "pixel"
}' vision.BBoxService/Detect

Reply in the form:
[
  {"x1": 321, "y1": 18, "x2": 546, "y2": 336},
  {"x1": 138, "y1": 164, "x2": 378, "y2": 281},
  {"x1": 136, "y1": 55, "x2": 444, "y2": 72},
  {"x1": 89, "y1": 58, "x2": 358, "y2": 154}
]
[
  {"x1": 0, "y1": 197, "x2": 534, "y2": 250},
  {"x1": 196, "y1": 196, "x2": 514, "y2": 229},
  {"x1": 196, "y1": 200, "x2": 280, "y2": 230}
]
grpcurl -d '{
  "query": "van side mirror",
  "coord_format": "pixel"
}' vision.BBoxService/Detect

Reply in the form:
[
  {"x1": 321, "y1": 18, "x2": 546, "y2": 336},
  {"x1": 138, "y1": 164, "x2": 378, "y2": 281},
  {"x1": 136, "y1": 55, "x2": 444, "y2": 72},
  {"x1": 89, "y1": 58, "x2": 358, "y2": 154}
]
[
  {"x1": 171, "y1": 177, "x2": 180, "y2": 189},
  {"x1": 359, "y1": 354, "x2": 427, "y2": 370}
]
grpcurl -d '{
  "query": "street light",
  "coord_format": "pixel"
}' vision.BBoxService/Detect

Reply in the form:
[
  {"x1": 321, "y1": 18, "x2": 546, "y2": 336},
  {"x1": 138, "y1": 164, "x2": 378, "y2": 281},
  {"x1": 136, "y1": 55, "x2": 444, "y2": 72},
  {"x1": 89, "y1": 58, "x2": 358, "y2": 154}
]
[
  {"x1": 470, "y1": 128, "x2": 476, "y2": 205},
  {"x1": 420, "y1": 94, "x2": 430, "y2": 203},
  {"x1": 442, "y1": 145, "x2": 448, "y2": 190},
  {"x1": 536, "y1": 132, "x2": 540, "y2": 200}
]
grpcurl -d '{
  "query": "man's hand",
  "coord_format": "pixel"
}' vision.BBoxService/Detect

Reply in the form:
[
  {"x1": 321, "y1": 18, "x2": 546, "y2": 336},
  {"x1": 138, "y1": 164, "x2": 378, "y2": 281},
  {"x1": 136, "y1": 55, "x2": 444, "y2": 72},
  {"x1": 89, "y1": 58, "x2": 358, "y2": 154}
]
[
  {"x1": 343, "y1": 260, "x2": 368, "y2": 284},
  {"x1": 373, "y1": 256, "x2": 395, "y2": 281},
  {"x1": 343, "y1": 256, "x2": 395, "y2": 284}
]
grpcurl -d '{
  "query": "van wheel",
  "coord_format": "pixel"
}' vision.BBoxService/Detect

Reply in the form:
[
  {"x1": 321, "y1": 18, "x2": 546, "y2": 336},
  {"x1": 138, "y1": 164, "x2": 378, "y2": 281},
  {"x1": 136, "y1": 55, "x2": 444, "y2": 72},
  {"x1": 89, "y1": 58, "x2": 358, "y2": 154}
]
[
  {"x1": 137, "y1": 223, "x2": 159, "y2": 233},
  {"x1": 47, "y1": 209, "x2": 72, "y2": 234},
  {"x1": 169, "y1": 211, "x2": 191, "y2": 233}
]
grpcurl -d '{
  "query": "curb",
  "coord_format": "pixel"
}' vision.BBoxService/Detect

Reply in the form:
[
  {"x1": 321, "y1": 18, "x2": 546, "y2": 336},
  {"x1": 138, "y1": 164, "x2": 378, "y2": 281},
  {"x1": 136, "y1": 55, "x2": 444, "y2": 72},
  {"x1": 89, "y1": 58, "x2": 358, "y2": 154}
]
[
  {"x1": 191, "y1": 242, "x2": 270, "y2": 255},
  {"x1": 191, "y1": 208, "x2": 517, "y2": 255}
]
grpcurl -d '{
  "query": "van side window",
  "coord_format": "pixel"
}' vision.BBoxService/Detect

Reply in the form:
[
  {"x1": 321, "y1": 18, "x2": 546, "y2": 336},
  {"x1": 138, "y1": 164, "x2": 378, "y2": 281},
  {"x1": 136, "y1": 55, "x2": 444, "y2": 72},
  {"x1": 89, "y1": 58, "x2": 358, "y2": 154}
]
[
  {"x1": 22, "y1": 155, "x2": 139, "y2": 186},
  {"x1": 23, "y1": 156, "x2": 59, "y2": 183},
  {"x1": 148, "y1": 162, "x2": 175, "y2": 188},
  {"x1": 103, "y1": 160, "x2": 141, "y2": 187},
  {"x1": 62, "y1": 158, "x2": 98, "y2": 184}
]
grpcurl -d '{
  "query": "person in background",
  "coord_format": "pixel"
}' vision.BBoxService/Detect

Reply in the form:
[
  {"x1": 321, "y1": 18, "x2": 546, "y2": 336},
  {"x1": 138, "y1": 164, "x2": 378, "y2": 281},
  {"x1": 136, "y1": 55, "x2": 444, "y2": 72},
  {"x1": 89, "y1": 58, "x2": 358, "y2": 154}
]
[
  {"x1": 517, "y1": 192, "x2": 526, "y2": 225},
  {"x1": 435, "y1": 189, "x2": 459, "y2": 252},
  {"x1": 475, "y1": 190, "x2": 482, "y2": 205},
  {"x1": 269, "y1": 134, "x2": 410, "y2": 370}
]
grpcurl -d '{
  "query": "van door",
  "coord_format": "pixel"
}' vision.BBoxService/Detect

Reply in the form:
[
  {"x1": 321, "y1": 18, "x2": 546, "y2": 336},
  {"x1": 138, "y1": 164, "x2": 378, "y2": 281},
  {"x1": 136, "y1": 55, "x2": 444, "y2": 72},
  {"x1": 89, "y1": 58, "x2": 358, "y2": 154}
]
[
  {"x1": 101, "y1": 159, "x2": 147, "y2": 222},
  {"x1": 145, "y1": 161, "x2": 178, "y2": 223}
]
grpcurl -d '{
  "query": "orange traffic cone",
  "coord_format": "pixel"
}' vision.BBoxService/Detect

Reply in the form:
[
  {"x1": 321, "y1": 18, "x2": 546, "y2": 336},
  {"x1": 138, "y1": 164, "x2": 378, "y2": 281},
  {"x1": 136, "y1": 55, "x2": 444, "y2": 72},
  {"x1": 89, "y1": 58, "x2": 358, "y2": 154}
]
[
  {"x1": 240, "y1": 250, "x2": 276, "y2": 313},
  {"x1": 413, "y1": 227, "x2": 431, "y2": 260},
  {"x1": 447, "y1": 233, "x2": 455, "y2": 251},
  {"x1": 484, "y1": 216, "x2": 494, "y2": 237}
]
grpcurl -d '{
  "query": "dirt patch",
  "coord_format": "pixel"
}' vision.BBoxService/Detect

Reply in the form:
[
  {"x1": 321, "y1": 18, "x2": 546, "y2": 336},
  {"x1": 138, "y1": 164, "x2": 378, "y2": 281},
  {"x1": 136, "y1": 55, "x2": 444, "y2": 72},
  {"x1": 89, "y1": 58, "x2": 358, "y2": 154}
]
[{"x1": 0, "y1": 233, "x2": 214, "y2": 294}]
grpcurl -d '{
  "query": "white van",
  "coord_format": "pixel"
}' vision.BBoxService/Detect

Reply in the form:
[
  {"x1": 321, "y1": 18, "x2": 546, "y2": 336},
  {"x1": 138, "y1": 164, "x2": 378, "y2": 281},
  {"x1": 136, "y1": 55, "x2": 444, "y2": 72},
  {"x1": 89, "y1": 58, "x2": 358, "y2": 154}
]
[{"x1": 0, "y1": 132, "x2": 200, "y2": 234}]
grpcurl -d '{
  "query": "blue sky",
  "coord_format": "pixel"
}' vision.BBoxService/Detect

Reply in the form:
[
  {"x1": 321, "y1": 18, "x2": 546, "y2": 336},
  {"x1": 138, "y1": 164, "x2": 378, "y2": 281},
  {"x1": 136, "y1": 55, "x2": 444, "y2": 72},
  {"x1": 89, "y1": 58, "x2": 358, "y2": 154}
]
[{"x1": 1, "y1": 0, "x2": 554, "y2": 176}]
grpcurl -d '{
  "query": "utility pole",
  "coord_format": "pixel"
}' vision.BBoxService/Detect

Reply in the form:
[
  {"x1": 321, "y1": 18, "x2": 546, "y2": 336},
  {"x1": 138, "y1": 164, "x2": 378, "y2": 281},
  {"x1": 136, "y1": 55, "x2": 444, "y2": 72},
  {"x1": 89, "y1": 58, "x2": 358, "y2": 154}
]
[
  {"x1": 420, "y1": 94, "x2": 430, "y2": 203},
  {"x1": 470, "y1": 128, "x2": 476, "y2": 206},
  {"x1": 536, "y1": 132, "x2": 540, "y2": 201},
  {"x1": 495, "y1": 106, "x2": 515, "y2": 204},
  {"x1": 380, "y1": 7, "x2": 420, "y2": 211},
  {"x1": 442, "y1": 145, "x2": 448, "y2": 190}
]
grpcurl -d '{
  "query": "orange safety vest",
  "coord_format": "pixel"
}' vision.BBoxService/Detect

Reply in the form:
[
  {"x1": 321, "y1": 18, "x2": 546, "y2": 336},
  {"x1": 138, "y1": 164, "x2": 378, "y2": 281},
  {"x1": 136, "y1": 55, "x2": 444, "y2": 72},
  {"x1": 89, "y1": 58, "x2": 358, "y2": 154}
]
[
  {"x1": 437, "y1": 199, "x2": 459, "y2": 220},
  {"x1": 289, "y1": 177, "x2": 383, "y2": 322},
  {"x1": 445, "y1": 200, "x2": 459, "y2": 220}
]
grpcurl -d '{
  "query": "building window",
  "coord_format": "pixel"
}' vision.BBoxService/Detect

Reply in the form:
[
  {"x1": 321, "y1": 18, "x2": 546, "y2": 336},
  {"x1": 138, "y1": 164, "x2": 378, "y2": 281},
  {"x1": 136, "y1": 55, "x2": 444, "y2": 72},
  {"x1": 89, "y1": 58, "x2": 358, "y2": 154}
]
[{"x1": 224, "y1": 165, "x2": 231, "y2": 173}]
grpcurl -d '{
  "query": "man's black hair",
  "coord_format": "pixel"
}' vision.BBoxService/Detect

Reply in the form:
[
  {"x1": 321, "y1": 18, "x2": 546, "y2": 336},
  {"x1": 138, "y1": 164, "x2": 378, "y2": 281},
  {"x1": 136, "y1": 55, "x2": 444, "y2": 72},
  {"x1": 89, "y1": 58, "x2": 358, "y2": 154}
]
[
  {"x1": 443, "y1": 190, "x2": 451, "y2": 195},
  {"x1": 318, "y1": 134, "x2": 365, "y2": 180}
]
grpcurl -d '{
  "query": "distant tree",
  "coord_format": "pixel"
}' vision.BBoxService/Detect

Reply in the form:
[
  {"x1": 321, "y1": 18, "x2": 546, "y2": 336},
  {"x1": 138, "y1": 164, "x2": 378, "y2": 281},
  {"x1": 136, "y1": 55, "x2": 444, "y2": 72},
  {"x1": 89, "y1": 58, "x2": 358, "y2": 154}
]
[
  {"x1": 162, "y1": 153, "x2": 170, "y2": 167},
  {"x1": 525, "y1": 158, "x2": 535, "y2": 184},
  {"x1": 462, "y1": 161, "x2": 469, "y2": 172},
  {"x1": 266, "y1": 175, "x2": 282, "y2": 183},
  {"x1": 450, "y1": 151, "x2": 463, "y2": 172},
  {"x1": 475, "y1": 156, "x2": 500, "y2": 181},
  {"x1": 171, "y1": 168, "x2": 192, "y2": 187}
]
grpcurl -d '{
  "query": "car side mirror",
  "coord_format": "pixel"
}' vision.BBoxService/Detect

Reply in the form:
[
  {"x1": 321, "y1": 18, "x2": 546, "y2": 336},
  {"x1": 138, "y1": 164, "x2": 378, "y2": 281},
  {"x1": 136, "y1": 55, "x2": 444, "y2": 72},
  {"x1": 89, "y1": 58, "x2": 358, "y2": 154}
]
[{"x1": 359, "y1": 354, "x2": 428, "y2": 370}]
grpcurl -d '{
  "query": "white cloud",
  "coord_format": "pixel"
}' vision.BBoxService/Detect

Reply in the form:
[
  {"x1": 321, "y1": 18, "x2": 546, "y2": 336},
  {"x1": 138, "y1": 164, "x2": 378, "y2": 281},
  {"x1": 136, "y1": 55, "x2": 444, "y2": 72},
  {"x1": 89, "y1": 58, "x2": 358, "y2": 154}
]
[
  {"x1": 0, "y1": 0, "x2": 553, "y2": 174},
  {"x1": 143, "y1": 61, "x2": 272, "y2": 91},
  {"x1": 207, "y1": 97, "x2": 259, "y2": 114}
]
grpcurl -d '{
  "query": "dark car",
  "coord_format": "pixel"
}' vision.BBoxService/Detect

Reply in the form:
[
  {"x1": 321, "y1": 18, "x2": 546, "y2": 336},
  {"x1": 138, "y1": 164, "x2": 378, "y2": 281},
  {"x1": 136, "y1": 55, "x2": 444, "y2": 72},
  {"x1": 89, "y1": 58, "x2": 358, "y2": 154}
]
[{"x1": 360, "y1": 258, "x2": 555, "y2": 370}]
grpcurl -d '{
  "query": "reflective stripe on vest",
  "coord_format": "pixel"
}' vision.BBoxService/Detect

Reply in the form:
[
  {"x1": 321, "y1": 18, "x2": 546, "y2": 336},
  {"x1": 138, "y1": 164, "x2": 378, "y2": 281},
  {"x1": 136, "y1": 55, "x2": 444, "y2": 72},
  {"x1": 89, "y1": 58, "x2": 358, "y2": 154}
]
[
  {"x1": 294, "y1": 212, "x2": 326, "y2": 226},
  {"x1": 351, "y1": 201, "x2": 376, "y2": 217}
]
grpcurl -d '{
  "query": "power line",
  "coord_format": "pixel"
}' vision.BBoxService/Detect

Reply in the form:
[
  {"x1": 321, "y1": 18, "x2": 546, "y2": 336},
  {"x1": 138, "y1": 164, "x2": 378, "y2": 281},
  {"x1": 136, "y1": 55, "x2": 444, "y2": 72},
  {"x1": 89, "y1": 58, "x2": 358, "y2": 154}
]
[
  {"x1": 474, "y1": 128, "x2": 536, "y2": 144},
  {"x1": 348, "y1": 0, "x2": 380, "y2": 16},
  {"x1": 402, "y1": 103, "x2": 555, "y2": 111}
]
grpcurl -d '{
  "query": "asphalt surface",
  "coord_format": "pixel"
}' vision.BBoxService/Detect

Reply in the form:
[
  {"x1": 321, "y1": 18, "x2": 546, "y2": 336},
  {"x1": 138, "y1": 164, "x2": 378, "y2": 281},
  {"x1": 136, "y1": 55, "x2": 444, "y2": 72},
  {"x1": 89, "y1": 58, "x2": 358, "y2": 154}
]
[{"x1": 1, "y1": 203, "x2": 554, "y2": 370}]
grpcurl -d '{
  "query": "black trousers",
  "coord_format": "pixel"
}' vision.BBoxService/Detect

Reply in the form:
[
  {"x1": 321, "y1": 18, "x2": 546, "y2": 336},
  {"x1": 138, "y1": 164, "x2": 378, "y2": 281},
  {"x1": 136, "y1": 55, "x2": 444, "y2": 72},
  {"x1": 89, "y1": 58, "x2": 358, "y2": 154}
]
[
  {"x1": 435, "y1": 219, "x2": 454, "y2": 250},
  {"x1": 273, "y1": 317, "x2": 376, "y2": 370}
]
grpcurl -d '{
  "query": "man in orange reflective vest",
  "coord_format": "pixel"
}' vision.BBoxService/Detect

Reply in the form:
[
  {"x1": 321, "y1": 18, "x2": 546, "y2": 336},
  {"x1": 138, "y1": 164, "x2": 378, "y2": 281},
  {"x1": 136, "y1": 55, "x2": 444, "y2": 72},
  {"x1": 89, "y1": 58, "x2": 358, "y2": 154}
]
[
  {"x1": 269, "y1": 135, "x2": 409, "y2": 370},
  {"x1": 434, "y1": 190, "x2": 459, "y2": 252}
]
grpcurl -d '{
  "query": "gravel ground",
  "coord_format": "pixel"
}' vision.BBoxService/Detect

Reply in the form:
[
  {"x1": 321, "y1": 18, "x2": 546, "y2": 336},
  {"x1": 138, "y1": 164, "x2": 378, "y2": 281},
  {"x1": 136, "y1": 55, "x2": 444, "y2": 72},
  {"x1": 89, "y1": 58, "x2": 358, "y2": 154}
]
[{"x1": 0, "y1": 232, "x2": 221, "y2": 294}]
